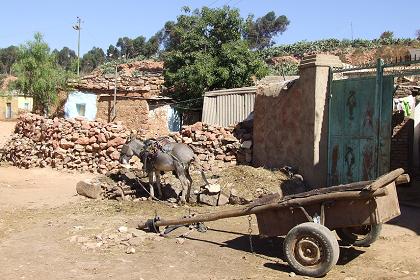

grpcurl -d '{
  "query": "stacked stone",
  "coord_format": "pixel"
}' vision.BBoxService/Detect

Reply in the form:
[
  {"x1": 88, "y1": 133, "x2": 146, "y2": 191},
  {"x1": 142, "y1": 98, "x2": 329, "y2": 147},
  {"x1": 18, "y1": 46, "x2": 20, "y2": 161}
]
[
  {"x1": 70, "y1": 60, "x2": 164, "y2": 97},
  {"x1": 1, "y1": 113, "x2": 130, "y2": 173},
  {"x1": 171, "y1": 121, "x2": 253, "y2": 171}
]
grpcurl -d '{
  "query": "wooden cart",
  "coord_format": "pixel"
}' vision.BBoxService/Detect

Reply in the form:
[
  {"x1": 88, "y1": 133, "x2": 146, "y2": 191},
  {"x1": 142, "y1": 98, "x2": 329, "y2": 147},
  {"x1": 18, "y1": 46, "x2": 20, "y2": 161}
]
[{"x1": 138, "y1": 169, "x2": 406, "y2": 277}]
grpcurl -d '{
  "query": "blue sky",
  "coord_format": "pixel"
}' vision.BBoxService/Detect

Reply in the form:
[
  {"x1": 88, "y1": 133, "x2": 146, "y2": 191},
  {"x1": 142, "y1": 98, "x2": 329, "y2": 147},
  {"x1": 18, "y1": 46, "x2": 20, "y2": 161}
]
[{"x1": 0, "y1": 0, "x2": 418, "y2": 55}]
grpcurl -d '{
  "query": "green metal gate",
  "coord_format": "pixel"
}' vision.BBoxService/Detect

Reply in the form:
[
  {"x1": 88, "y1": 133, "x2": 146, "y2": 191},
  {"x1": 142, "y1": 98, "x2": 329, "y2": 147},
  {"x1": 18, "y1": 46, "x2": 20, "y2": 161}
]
[{"x1": 327, "y1": 60, "x2": 394, "y2": 186}]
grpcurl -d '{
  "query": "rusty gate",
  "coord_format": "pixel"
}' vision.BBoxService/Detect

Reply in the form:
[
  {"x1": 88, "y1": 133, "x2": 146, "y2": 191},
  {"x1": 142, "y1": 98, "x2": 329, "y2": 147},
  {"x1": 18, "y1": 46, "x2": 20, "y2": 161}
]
[{"x1": 327, "y1": 60, "x2": 394, "y2": 186}]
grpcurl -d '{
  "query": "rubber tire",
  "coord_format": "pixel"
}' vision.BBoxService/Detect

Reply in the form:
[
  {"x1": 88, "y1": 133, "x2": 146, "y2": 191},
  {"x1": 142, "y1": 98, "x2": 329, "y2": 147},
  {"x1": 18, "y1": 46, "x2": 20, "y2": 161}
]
[
  {"x1": 283, "y1": 222, "x2": 340, "y2": 277},
  {"x1": 336, "y1": 224, "x2": 382, "y2": 247}
]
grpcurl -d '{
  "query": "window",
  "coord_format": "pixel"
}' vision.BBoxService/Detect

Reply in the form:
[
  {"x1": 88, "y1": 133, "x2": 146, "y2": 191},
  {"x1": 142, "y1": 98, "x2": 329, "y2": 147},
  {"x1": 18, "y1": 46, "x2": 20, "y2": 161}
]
[
  {"x1": 24, "y1": 102, "x2": 30, "y2": 110},
  {"x1": 76, "y1": 103, "x2": 86, "y2": 116}
]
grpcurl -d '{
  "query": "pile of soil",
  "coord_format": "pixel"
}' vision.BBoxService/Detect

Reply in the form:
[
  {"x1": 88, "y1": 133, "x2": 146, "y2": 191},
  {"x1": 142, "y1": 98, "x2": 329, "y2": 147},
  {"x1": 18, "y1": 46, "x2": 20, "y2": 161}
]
[
  {"x1": 215, "y1": 165, "x2": 287, "y2": 198},
  {"x1": 162, "y1": 165, "x2": 304, "y2": 203}
]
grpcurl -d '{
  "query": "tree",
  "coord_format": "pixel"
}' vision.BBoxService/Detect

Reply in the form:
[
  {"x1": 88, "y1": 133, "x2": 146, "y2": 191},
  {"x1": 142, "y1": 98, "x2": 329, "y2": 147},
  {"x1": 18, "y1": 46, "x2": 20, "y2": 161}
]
[
  {"x1": 106, "y1": 44, "x2": 120, "y2": 60},
  {"x1": 80, "y1": 47, "x2": 105, "y2": 73},
  {"x1": 163, "y1": 6, "x2": 268, "y2": 106},
  {"x1": 116, "y1": 37, "x2": 135, "y2": 58},
  {"x1": 52, "y1": 47, "x2": 77, "y2": 71},
  {"x1": 12, "y1": 33, "x2": 71, "y2": 114},
  {"x1": 144, "y1": 33, "x2": 161, "y2": 57},
  {"x1": 244, "y1": 11, "x2": 290, "y2": 50},
  {"x1": 133, "y1": 36, "x2": 147, "y2": 57},
  {"x1": 416, "y1": 29, "x2": 420, "y2": 40},
  {"x1": 380, "y1": 31, "x2": 394, "y2": 40},
  {"x1": 0, "y1": 45, "x2": 19, "y2": 74},
  {"x1": 113, "y1": 35, "x2": 160, "y2": 59}
]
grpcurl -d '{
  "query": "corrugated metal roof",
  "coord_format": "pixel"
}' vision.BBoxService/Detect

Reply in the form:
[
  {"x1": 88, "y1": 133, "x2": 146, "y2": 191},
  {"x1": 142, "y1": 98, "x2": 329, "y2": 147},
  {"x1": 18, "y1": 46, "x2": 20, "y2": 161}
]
[
  {"x1": 204, "y1": 86, "x2": 257, "y2": 97},
  {"x1": 202, "y1": 88, "x2": 256, "y2": 127},
  {"x1": 202, "y1": 76, "x2": 298, "y2": 126}
]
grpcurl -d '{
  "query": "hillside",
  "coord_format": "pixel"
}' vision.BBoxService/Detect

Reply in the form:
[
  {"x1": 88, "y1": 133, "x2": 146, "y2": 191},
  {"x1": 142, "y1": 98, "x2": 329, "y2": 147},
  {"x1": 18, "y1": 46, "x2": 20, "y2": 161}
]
[{"x1": 262, "y1": 38, "x2": 420, "y2": 75}]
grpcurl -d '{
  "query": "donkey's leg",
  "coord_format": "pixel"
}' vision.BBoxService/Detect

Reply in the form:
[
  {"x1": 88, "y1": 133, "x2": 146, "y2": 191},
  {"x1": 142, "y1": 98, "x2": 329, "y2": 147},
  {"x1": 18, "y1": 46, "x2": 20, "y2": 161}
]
[
  {"x1": 155, "y1": 172, "x2": 163, "y2": 198},
  {"x1": 185, "y1": 167, "x2": 193, "y2": 202},
  {"x1": 148, "y1": 172, "x2": 155, "y2": 200},
  {"x1": 175, "y1": 163, "x2": 190, "y2": 203}
]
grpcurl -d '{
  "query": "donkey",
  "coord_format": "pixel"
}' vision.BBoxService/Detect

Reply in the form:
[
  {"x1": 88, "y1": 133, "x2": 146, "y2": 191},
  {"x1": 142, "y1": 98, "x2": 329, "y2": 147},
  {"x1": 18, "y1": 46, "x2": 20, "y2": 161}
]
[{"x1": 119, "y1": 135, "x2": 197, "y2": 203}]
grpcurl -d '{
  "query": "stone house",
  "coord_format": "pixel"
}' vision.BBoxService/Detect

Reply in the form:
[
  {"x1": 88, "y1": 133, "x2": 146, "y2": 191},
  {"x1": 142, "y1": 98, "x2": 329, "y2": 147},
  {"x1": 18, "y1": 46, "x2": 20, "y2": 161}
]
[{"x1": 69, "y1": 60, "x2": 178, "y2": 137}]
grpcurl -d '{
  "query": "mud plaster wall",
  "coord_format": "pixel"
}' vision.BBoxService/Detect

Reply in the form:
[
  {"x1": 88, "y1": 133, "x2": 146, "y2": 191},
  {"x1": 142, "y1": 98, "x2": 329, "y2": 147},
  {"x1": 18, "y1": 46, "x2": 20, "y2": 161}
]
[
  {"x1": 253, "y1": 80, "x2": 313, "y2": 173},
  {"x1": 96, "y1": 97, "x2": 169, "y2": 138},
  {"x1": 253, "y1": 62, "x2": 331, "y2": 187},
  {"x1": 148, "y1": 104, "x2": 171, "y2": 137}
]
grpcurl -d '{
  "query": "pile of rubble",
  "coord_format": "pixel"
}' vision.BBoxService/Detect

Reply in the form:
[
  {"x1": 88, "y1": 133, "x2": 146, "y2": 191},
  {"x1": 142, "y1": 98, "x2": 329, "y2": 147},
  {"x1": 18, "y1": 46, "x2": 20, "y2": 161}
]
[
  {"x1": 1, "y1": 113, "x2": 131, "y2": 173},
  {"x1": 75, "y1": 165, "x2": 304, "y2": 208},
  {"x1": 76, "y1": 169, "x2": 232, "y2": 206},
  {"x1": 172, "y1": 120, "x2": 253, "y2": 172},
  {"x1": 1, "y1": 113, "x2": 254, "y2": 175},
  {"x1": 69, "y1": 225, "x2": 163, "y2": 253}
]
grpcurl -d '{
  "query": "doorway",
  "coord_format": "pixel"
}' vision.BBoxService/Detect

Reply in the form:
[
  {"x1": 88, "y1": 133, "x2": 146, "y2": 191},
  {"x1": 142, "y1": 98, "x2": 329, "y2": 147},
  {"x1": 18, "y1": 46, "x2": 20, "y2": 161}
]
[{"x1": 6, "y1": 103, "x2": 12, "y2": 119}]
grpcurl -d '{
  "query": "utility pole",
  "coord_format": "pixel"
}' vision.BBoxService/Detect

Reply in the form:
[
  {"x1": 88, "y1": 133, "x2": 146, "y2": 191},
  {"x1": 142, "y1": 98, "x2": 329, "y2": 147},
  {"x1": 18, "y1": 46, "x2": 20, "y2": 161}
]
[
  {"x1": 112, "y1": 55, "x2": 125, "y2": 120},
  {"x1": 113, "y1": 62, "x2": 117, "y2": 119},
  {"x1": 73, "y1": 17, "x2": 82, "y2": 76},
  {"x1": 350, "y1": 21, "x2": 354, "y2": 40}
]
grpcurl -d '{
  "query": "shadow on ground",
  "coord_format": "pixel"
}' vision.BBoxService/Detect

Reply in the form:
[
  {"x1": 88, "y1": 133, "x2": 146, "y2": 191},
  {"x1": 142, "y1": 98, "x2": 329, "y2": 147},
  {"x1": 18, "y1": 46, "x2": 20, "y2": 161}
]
[
  {"x1": 388, "y1": 205, "x2": 420, "y2": 235},
  {"x1": 184, "y1": 227, "x2": 366, "y2": 274}
]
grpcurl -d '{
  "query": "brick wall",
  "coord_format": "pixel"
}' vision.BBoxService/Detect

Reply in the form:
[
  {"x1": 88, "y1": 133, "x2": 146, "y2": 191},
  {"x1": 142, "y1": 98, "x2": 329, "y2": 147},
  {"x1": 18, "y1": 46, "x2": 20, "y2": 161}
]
[{"x1": 390, "y1": 111, "x2": 413, "y2": 174}]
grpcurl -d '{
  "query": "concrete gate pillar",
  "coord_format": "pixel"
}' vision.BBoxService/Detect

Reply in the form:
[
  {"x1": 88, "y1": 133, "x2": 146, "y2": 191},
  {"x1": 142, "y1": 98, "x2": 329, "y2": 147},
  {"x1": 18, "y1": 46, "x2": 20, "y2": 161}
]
[{"x1": 298, "y1": 54, "x2": 342, "y2": 187}]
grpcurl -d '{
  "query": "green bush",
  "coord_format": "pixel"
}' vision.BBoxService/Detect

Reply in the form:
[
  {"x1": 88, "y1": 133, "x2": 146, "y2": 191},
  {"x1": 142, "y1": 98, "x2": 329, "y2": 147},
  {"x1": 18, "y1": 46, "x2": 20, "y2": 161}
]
[
  {"x1": 268, "y1": 61, "x2": 299, "y2": 76},
  {"x1": 261, "y1": 38, "x2": 419, "y2": 60}
]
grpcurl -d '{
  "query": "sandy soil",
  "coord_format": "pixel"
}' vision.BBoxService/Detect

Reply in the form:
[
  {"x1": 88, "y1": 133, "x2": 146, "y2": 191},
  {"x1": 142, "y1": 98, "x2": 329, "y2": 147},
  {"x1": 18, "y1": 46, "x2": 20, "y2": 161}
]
[
  {"x1": 0, "y1": 165, "x2": 419, "y2": 280},
  {"x1": 0, "y1": 121, "x2": 16, "y2": 148},
  {"x1": 1, "y1": 120, "x2": 420, "y2": 279}
]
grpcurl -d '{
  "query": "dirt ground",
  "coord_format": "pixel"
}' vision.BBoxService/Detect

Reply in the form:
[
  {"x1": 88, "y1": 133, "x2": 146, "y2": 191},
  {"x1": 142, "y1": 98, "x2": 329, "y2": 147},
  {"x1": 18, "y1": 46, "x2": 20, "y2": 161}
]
[
  {"x1": 0, "y1": 121, "x2": 16, "y2": 147},
  {"x1": 1, "y1": 121, "x2": 420, "y2": 279}
]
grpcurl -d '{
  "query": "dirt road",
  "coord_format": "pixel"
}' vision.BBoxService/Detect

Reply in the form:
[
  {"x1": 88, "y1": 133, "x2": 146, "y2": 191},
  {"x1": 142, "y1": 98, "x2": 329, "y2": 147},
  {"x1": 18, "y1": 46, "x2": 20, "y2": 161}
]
[
  {"x1": 1, "y1": 120, "x2": 419, "y2": 279},
  {"x1": 0, "y1": 121, "x2": 15, "y2": 148},
  {"x1": 0, "y1": 165, "x2": 419, "y2": 280}
]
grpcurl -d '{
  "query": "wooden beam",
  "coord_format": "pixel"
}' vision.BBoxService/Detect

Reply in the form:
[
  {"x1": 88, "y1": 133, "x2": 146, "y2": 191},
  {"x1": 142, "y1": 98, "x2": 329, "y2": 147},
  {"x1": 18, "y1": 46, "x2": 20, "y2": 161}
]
[
  {"x1": 138, "y1": 188, "x2": 387, "y2": 230},
  {"x1": 364, "y1": 168, "x2": 405, "y2": 192}
]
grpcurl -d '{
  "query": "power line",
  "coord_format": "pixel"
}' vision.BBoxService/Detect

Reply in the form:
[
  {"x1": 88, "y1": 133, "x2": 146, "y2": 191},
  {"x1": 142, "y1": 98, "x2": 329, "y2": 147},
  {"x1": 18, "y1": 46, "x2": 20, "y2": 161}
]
[
  {"x1": 171, "y1": 97, "x2": 204, "y2": 105},
  {"x1": 232, "y1": 0, "x2": 244, "y2": 6},
  {"x1": 208, "y1": 0, "x2": 220, "y2": 7}
]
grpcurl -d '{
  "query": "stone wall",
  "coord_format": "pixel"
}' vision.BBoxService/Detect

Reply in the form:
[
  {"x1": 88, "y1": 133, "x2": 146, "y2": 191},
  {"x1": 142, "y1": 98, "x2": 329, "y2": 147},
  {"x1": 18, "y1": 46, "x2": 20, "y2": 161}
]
[{"x1": 72, "y1": 60, "x2": 165, "y2": 98}]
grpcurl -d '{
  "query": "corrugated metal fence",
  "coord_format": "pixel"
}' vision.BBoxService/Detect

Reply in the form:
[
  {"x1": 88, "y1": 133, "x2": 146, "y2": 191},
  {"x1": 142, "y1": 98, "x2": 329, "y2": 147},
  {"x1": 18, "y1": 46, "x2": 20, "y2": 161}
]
[{"x1": 202, "y1": 87, "x2": 256, "y2": 127}]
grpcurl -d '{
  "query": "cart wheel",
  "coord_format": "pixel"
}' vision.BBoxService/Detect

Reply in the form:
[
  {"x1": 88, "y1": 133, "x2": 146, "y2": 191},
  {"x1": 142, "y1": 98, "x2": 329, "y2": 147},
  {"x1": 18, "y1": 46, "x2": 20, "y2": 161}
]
[
  {"x1": 283, "y1": 222, "x2": 340, "y2": 277},
  {"x1": 336, "y1": 224, "x2": 382, "y2": 247}
]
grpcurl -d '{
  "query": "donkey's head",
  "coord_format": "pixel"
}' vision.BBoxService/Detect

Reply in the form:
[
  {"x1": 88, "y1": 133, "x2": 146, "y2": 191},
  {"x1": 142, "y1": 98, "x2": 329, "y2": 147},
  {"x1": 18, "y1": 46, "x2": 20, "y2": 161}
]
[{"x1": 119, "y1": 133, "x2": 145, "y2": 165}]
